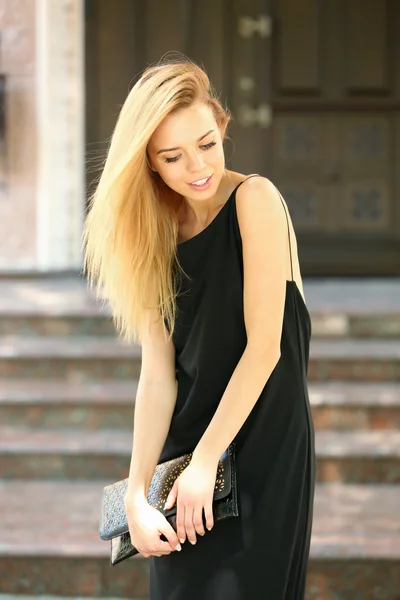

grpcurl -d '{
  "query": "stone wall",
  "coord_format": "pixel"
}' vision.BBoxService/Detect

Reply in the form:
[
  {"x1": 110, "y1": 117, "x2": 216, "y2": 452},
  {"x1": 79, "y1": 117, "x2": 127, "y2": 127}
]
[
  {"x1": 0, "y1": 0, "x2": 37, "y2": 270},
  {"x1": 0, "y1": 0, "x2": 84, "y2": 272}
]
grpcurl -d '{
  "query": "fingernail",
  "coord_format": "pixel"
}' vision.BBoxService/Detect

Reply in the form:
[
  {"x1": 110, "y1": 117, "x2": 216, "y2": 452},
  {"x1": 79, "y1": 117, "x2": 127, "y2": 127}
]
[
  {"x1": 179, "y1": 538, "x2": 185, "y2": 544},
  {"x1": 175, "y1": 543, "x2": 182, "y2": 551},
  {"x1": 190, "y1": 539, "x2": 196, "y2": 545}
]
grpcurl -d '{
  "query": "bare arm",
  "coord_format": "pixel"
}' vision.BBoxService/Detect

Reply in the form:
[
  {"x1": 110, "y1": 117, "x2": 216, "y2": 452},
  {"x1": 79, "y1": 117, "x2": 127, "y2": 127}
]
[
  {"x1": 192, "y1": 177, "x2": 290, "y2": 465},
  {"x1": 125, "y1": 307, "x2": 178, "y2": 506}
]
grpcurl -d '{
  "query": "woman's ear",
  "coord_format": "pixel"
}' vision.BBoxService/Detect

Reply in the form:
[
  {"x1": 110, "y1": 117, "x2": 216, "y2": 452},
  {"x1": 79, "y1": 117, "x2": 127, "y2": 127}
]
[
  {"x1": 149, "y1": 163, "x2": 158, "y2": 174},
  {"x1": 148, "y1": 161, "x2": 157, "y2": 173}
]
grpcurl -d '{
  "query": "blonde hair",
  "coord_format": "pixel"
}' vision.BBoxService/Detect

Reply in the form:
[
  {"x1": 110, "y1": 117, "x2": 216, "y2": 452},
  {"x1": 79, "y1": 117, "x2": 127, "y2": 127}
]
[{"x1": 82, "y1": 55, "x2": 231, "y2": 344}]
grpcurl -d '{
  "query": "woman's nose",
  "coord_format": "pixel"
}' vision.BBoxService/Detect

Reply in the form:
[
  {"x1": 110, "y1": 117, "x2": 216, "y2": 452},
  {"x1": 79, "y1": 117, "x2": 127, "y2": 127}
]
[{"x1": 187, "y1": 150, "x2": 206, "y2": 171}]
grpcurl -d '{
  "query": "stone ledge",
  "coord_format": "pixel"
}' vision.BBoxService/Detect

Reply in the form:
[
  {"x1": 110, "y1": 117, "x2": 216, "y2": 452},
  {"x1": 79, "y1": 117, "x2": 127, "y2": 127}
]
[
  {"x1": 1, "y1": 277, "x2": 400, "y2": 314},
  {"x1": 1, "y1": 379, "x2": 399, "y2": 406},
  {"x1": 0, "y1": 596, "x2": 128, "y2": 600},
  {"x1": 0, "y1": 336, "x2": 400, "y2": 361},
  {"x1": 0, "y1": 379, "x2": 139, "y2": 403},
  {"x1": 0, "y1": 557, "x2": 399, "y2": 599},
  {"x1": 1, "y1": 335, "x2": 399, "y2": 361},
  {"x1": 309, "y1": 381, "x2": 400, "y2": 407},
  {"x1": 1, "y1": 427, "x2": 399, "y2": 459},
  {"x1": 2, "y1": 313, "x2": 400, "y2": 339},
  {"x1": 316, "y1": 430, "x2": 400, "y2": 458},
  {"x1": 2, "y1": 381, "x2": 400, "y2": 432},
  {"x1": 0, "y1": 427, "x2": 133, "y2": 454},
  {"x1": 0, "y1": 336, "x2": 141, "y2": 358},
  {"x1": 310, "y1": 338, "x2": 400, "y2": 359},
  {"x1": 0, "y1": 481, "x2": 399, "y2": 559}
]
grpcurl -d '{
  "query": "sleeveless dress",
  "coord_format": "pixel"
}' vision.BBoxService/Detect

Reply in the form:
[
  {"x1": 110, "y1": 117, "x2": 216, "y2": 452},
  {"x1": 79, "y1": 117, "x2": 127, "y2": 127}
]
[{"x1": 150, "y1": 176, "x2": 316, "y2": 600}]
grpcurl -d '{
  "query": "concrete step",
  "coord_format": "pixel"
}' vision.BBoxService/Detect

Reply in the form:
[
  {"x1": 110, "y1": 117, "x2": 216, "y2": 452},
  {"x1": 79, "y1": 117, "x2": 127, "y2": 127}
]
[
  {"x1": 0, "y1": 336, "x2": 141, "y2": 381},
  {"x1": 2, "y1": 310, "x2": 400, "y2": 339},
  {"x1": 0, "y1": 380, "x2": 138, "y2": 429},
  {"x1": 2, "y1": 380, "x2": 400, "y2": 430},
  {"x1": 311, "y1": 312, "x2": 400, "y2": 338},
  {"x1": 1, "y1": 314, "x2": 116, "y2": 337},
  {"x1": 0, "y1": 597, "x2": 135, "y2": 600},
  {"x1": 1, "y1": 336, "x2": 400, "y2": 382},
  {"x1": 0, "y1": 597, "x2": 131, "y2": 600},
  {"x1": 316, "y1": 430, "x2": 400, "y2": 483},
  {"x1": 0, "y1": 481, "x2": 399, "y2": 598},
  {"x1": 1, "y1": 427, "x2": 400, "y2": 483},
  {"x1": 310, "y1": 381, "x2": 400, "y2": 430},
  {"x1": 308, "y1": 338, "x2": 400, "y2": 381},
  {"x1": 1, "y1": 278, "x2": 400, "y2": 340},
  {"x1": 0, "y1": 427, "x2": 132, "y2": 480}
]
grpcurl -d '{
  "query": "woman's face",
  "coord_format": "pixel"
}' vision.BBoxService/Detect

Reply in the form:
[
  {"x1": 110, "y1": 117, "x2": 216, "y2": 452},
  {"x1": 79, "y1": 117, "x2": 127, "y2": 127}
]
[{"x1": 147, "y1": 102, "x2": 226, "y2": 200}]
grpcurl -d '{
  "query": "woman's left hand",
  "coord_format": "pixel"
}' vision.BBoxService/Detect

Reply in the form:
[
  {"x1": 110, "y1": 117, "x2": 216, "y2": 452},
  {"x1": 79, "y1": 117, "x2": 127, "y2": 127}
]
[{"x1": 164, "y1": 455, "x2": 218, "y2": 545}]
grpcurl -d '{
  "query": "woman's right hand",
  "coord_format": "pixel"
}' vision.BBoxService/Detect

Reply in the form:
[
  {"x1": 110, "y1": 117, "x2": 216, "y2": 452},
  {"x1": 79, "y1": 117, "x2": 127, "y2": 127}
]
[{"x1": 124, "y1": 495, "x2": 182, "y2": 558}]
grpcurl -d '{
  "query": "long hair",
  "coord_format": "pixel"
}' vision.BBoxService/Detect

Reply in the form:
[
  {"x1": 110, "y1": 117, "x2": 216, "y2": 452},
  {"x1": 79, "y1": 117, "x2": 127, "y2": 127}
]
[{"x1": 82, "y1": 56, "x2": 231, "y2": 343}]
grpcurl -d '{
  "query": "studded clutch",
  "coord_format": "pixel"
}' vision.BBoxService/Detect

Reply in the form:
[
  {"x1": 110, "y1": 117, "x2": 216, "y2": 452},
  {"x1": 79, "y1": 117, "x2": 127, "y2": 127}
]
[{"x1": 99, "y1": 442, "x2": 238, "y2": 565}]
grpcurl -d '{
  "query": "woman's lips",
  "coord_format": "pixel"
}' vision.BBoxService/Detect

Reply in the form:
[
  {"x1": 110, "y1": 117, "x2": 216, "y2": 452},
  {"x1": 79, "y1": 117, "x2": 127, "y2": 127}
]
[{"x1": 188, "y1": 174, "x2": 213, "y2": 191}]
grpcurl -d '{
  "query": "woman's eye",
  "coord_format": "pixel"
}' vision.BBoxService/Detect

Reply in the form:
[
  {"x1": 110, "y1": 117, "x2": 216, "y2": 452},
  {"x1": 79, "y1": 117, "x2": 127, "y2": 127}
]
[
  {"x1": 201, "y1": 141, "x2": 217, "y2": 150},
  {"x1": 164, "y1": 141, "x2": 216, "y2": 164}
]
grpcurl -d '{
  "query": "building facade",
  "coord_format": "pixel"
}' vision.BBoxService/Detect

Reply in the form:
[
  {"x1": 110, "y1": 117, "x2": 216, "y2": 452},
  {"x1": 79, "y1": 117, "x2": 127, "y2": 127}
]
[{"x1": 1, "y1": 0, "x2": 399, "y2": 275}]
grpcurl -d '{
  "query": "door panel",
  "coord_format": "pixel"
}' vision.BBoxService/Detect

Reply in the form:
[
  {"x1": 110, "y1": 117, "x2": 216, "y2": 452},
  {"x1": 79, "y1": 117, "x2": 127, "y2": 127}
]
[
  {"x1": 85, "y1": 0, "x2": 143, "y2": 197},
  {"x1": 268, "y1": 0, "x2": 400, "y2": 274},
  {"x1": 277, "y1": 0, "x2": 320, "y2": 93},
  {"x1": 345, "y1": 0, "x2": 389, "y2": 94}
]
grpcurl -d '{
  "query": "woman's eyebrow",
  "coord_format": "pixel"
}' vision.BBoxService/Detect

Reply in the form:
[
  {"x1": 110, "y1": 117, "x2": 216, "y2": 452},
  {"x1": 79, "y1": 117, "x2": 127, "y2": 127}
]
[{"x1": 156, "y1": 129, "x2": 215, "y2": 154}]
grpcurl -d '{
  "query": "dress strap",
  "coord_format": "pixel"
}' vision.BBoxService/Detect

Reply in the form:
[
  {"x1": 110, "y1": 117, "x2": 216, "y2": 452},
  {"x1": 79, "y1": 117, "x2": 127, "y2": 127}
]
[
  {"x1": 235, "y1": 174, "x2": 261, "y2": 192},
  {"x1": 275, "y1": 187, "x2": 294, "y2": 282}
]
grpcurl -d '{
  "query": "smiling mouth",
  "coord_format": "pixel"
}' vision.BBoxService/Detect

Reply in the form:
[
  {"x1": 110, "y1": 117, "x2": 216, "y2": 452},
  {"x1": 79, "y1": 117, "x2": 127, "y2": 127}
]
[{"x1": 190, "y1": 175, "x2": 212, "y2": 186}]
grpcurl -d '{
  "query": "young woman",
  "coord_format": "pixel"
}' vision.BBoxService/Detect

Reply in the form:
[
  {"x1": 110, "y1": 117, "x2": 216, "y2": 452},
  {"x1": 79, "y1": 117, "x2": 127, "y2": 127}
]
[{"x1": 84, "y1": 56, "x2": 315, "y2": 600}]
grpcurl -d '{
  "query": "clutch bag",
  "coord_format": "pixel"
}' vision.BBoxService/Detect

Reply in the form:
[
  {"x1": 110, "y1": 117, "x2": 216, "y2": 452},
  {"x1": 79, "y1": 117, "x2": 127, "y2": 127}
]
[{"x1": 99, "y1": 442, "x2": 238, "y2": 565}]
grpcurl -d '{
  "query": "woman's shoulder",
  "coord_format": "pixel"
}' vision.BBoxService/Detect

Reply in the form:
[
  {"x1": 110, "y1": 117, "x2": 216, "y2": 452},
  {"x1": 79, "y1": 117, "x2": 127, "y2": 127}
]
[
  {"x1": 224, "y1": 171, "x2": 269, "y2": 197},
  {"x1": 234, "y1": 175, "x2": 288, "y2": 243},
  {"x1": 234, "y1": 174, "x2": 277, "y2": 206}
]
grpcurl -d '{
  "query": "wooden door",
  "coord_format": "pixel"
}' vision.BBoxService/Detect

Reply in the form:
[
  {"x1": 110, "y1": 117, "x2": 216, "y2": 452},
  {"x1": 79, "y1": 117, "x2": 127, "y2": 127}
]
[{"x1": 85, "y1": 0, "x2": 400, "y2": 275}]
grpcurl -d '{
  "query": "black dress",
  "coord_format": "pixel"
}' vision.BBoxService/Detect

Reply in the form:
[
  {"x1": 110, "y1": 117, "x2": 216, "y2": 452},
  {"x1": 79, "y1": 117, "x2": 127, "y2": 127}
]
[{"x1": 150, "y1": 176, "x2": 316, "y2": 600}]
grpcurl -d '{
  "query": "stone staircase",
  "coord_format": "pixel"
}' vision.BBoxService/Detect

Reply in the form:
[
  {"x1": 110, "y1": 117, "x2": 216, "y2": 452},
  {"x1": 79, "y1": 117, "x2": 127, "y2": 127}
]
[{"x1": 0, "y1": 277, "x2": 399, "y2": 599}]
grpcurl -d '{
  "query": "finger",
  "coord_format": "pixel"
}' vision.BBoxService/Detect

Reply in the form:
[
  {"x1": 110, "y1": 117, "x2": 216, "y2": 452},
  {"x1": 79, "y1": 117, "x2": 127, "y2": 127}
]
[
  {"x1": 151, "y1": 541, "x2": 176, "y2": 555},
  {"x1": 159, "y1": 520, "x2": 181, "y2": 551},
  {"x1": 176, "y1": 501, "x2": 186, "y2": 544},
  {"x1": 193, "y1": 505, "x2": 206, "y2": 536},
  {"x1": 184, "y1": 505, "x2": 197, "y2": 545},
  {"x1": 204, "y1": 503, "x2": 214, "y2": 531},
  {"x1": 164, "y1": 481, "x2": 178, "y2": 510}
]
